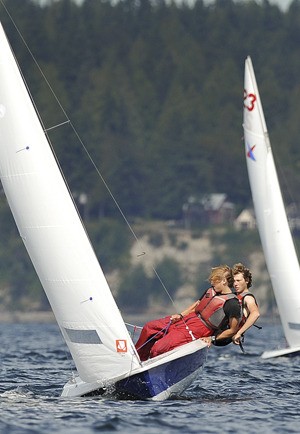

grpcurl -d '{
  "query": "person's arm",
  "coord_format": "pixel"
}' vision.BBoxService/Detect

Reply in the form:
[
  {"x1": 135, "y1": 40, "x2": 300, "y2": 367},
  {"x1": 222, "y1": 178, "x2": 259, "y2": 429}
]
[
  {"x1": 170, "y1": 300, "x2": 200, "y2": 323},
  {"x1": 215, "y1": 316, "x2": 240, "y2": 340},
  {"x1": 232, "y1": 296, "x2": 260, "y2": 344},
  {"x1": 201, "y1": 316, "x2": 240, "y2": 347},
  {"x1": 201, "y1": 298, "x2": 240, "y2": 346}
]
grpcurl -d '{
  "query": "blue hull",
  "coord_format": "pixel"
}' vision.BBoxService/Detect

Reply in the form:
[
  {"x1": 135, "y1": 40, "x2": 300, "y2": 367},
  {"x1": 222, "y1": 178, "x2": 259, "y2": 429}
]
[{"x1": 114, "y1": 347, "x2": 208, "y2": 400}]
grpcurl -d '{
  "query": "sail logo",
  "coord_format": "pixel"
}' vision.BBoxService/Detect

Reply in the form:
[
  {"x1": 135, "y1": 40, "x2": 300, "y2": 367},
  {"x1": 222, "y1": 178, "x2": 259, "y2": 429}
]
[
  {"x1": 244, "y1": 90, "x2": 256, "y2": 111},
  {"x1": 116, "y1": 339, "x2": 127, "y2": 353},
  {"x1": 246, "y1": 142, "x2": 256, "y2": 161}
]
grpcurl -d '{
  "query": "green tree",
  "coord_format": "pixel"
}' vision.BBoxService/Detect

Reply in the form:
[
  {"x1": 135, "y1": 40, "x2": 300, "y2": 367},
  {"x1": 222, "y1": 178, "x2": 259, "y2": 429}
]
[{"x1": 117, "y1": 264, "x2": 152, "y2": 312}]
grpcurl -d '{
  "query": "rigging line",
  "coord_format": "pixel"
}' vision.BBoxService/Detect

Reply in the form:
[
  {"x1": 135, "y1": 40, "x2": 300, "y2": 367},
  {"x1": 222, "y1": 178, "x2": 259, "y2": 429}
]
[
  {"x1": 69, "y1": 121, "x2": 145, "y2": 252},
  {"x1": 125, "y1": 322, "x2": 142, "y2": 330},
  {"x1": 1, "y1": 2, "x2": 179, "y2": 307},
  {"x1": 151, "y1": 265, "x2": 176, "y2": 305},
  {"x1": 0, "y1": 0, "x2": 69, "y2": 124},
  {"x1": 45, "y1": 120, "x2": 71, "y2": 132},
  {"x1": 1, "y1": 1, "x2": 144, "y2": 247},
  {"x1": 135, "y1": 322, "x2": 172, "y2": 351},
  {"x1": 0, "y1": 2, "x2": 144, "y2": 249},
  {"x1": 69, "y1": 127, "x2": 179, "y2": 307}
]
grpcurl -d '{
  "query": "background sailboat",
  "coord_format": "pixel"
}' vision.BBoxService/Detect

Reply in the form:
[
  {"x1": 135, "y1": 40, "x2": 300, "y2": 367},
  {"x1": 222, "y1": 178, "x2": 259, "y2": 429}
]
[
  {"x1": 0, "y1": 21, "x2": 207, "y2": 400},
  {"x1": 243, "y1": 56, "x2": 300, "y2": 358}
]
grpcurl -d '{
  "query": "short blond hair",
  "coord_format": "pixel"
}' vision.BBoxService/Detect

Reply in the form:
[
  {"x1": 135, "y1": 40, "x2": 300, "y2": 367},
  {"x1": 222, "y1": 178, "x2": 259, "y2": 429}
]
[{"x1": 208, "y1": 265, "x2": 233, "y2": 288}]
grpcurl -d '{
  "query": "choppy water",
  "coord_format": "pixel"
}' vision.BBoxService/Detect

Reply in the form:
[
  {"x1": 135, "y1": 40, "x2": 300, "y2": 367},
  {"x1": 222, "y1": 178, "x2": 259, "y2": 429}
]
[{"x1": 0, "y1": 318, "x2": 299, "y2": 433}]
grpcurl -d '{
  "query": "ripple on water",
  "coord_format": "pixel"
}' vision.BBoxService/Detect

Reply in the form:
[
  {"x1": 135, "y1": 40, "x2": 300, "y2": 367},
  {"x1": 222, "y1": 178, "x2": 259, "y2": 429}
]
[{"x1": 0, "y1": 321, "x2": 300, "y2": 434}]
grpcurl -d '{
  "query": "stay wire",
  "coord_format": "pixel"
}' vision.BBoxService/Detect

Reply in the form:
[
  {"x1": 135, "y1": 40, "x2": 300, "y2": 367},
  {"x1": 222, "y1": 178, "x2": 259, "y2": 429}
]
[
  {"x1": 135, "y1": 320, "x2": 172, "y2": 352},
  {"x1": 0, "y1": 2, "x2": 178, "y2": 309}
]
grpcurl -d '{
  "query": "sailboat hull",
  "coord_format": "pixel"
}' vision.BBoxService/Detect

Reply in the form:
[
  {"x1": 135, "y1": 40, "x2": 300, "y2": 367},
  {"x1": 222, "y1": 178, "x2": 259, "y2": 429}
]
[
  {"x1": 261, "y1": 346, "x2": 300, "y2": 359},
  {"x1": 62, "y1": 340, "x2": 208, "y2": 400},
  {"x1": 114, "y1": 346, "x2": 207, "y2": 400}
]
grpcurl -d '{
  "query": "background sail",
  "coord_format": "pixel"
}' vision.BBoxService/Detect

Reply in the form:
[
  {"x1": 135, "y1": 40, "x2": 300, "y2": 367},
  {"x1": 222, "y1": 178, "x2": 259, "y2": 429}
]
[
  {"x1": 0, "y1": 22, "x2": 140, "y2": 383},
  {"x1": 243, "y1": 56, "x2": 300, "y2": 348}
]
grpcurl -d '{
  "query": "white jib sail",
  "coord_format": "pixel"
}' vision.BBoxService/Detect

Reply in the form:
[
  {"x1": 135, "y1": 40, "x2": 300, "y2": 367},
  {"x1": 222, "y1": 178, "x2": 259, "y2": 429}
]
[
  {"x1": 243, "y1": 56, "x2": 300, "y2": 348},
  {"x1": 0, "y1": 22, "x2": 140, "y2": 383}
]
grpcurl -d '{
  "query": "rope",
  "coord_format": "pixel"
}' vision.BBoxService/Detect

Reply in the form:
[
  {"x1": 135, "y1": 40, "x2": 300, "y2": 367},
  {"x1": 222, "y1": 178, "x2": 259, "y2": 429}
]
[
  {"x1": 125, "y1": 322, "x2": 143, "y2": 330},
  {"x1": 135, "y1": 320, "x2": 172, "y2": 352}
]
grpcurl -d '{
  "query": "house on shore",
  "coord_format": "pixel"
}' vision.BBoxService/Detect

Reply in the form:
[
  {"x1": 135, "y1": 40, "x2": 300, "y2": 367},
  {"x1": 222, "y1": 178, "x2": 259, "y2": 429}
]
[{"x1": 182, "y1": 193, "x2": 235, "y2": 229}]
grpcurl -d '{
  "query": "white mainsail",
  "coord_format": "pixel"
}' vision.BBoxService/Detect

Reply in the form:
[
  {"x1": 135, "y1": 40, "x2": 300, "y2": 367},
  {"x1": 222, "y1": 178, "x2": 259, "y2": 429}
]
[
  {"x1": 0, "y1": 22, "x2": 140, "y2": 382},
  {"x1": 243, "y1": 56, "x2": 300, "y2": 358}
]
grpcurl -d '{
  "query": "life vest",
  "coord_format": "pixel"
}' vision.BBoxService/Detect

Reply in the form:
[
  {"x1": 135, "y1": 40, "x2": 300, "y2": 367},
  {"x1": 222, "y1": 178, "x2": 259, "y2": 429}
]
[
  {"x1": 195, "y1": 287, "x2": 237, "y2": 330},
  {"x1": 236, "y1": 291, "x2": 257, "y2": 327}
]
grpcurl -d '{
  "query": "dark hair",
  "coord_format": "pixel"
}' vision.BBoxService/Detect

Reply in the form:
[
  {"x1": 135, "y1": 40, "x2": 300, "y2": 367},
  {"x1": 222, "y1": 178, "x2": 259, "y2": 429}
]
[{"x1": 232, "y1": 263, "x2": 252, "y2": 288}]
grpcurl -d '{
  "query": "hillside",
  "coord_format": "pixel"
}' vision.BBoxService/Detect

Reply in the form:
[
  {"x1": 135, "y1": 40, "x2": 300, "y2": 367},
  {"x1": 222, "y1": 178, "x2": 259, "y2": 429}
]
[
  {"x1": 107, "y1": 221, "x2": 273, "y2": 316},
  {"x1": 0, "y1": 213, "x2": 274, "y2": 320}
]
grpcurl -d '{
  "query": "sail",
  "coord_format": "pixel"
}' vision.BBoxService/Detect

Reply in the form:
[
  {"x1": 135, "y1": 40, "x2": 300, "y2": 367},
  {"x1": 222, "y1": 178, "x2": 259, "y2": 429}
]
[
  {"x1": 0, "y1": 22, "x2": 140, "y2": 383},
  {"x1": 243, "y1": 56, "x2": 300, "y2": 349}
]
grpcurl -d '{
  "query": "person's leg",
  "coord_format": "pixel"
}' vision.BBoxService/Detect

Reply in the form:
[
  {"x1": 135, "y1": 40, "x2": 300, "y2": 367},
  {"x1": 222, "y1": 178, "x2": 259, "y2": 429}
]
[
  {"x1": 135, "y1": 316, "x2": 171, "y2": 361},
  {"x1": 149, "y1": 317, "x2": 212, "y2": 358},
  {"x1": 149, "y1": 328, "x2": 191, "y2": 358}
]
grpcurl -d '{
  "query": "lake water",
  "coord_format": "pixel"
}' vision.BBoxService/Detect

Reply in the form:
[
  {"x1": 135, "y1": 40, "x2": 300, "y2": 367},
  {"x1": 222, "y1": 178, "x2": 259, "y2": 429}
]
[{"x1": 0, "y1": 318, "x2": 299, "y2": 433}]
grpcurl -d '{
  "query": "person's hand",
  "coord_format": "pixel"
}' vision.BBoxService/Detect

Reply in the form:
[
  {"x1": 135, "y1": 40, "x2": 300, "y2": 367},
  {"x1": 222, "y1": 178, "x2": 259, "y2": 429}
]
[
  {"x1": 170, "y1": 314, "x2": 182, "y2": 323},
  {"x1": 232, "y1": 333, "x2": 241, "y2": 345},
  {"x1": 201, "y1": 336, "x2": 213, "y2": 347}
]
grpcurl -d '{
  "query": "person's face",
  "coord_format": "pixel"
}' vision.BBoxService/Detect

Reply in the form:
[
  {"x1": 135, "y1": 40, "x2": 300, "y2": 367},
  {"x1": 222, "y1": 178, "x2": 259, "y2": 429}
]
[
  {"x1": 210, "y1": 275, "x2": 226, "y2": 293},
  {"x1": 233, "y1": 272, "x2": 248, "y2": 294}
]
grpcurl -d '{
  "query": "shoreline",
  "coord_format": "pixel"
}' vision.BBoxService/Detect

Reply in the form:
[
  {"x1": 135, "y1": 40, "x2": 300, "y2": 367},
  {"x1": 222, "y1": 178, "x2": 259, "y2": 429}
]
[
  {"x1": 0, "y1": 310, "x2": 56, "y2": 323},
  {"x1": 0, "y1": 310, "x2": 155, "y2": 324},
  {"x1": 0, "y1": 310, "x2": 279, "y2": 325}
]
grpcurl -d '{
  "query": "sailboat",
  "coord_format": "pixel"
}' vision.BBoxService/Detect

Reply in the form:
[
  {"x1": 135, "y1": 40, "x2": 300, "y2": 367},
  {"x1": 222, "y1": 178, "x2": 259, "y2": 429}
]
[
  {"x1": 0, "y1": 22, "x2": 208, "y2": 400},
  {"x1": 243, "y1": 56, "x2": 300, "y2": 359}
]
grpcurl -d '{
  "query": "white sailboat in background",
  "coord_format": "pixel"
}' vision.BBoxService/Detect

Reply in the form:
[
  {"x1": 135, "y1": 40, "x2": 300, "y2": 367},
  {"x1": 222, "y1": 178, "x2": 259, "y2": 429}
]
[
  {"x1": 243, "y1": 56, "x2": 300, "y2": 359},
  {"x1": 0, "y1": 22, "x2": 208, "y2": 400}
]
